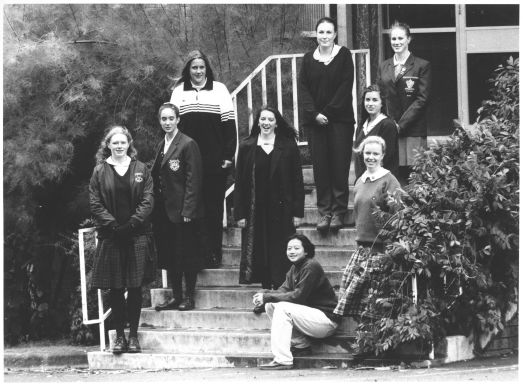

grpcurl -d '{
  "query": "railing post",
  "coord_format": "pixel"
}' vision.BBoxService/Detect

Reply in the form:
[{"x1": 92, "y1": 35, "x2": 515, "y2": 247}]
[
  {"x1": 411, "y1": 274, "x2": 418, "y2": 304},
  {"x1": 291, "y1": 56, "x2": 299, "y2": 133},
  {"x1": 162, "y1": 270, "x2": 168, "y2": 288},
  {"x1": 261, "y1": 65, "x2": 267, "y2": 106},
  {"x1": 78, "y1": 229, "x2": 89, "y2": 324},
  {"x1": 276, "y1": 58, "x2": 283, "y2": 112},
  {"x1": 97, "y1": 289, "x2": 106, "y2": 352},
  {"x1": 247, "y1": 80, "x2": 253, "y2": 131}
]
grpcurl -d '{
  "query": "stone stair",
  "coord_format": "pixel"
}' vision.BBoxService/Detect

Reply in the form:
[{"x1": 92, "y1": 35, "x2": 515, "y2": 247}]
[{"x1": 87, "y1": 166, "x2": 359, "y2": 370}]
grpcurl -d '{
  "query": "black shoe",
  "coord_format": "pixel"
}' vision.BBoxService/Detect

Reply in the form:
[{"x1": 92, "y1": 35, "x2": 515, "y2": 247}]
[
  {"x1": 253, "y1": 304, "x2": 265, "y2": 314},
  {"x1": 112, "y1": 336, "x2": 127, "y2": 354},
  {"x1": 127, "y1": 336, "x2": 142, "y2": 353},
  {"x1": 154, "y1": 298, "x2": 181, "y2": 311},
  {"x1": 290, "y1": 346, "x2": 312, "y2": 357},
  {"x1": 178, "y1": 296, "x2": 195, "y2": 311},
  {"x1": 316, "y1": 214, "x2": 332, "y2": 232},
  {"x1": 259, "y1": 360, "x2": 293, "y2": 370},
  {"x1": 330, "y1": 214, "x2": 345, "y2": 232}
]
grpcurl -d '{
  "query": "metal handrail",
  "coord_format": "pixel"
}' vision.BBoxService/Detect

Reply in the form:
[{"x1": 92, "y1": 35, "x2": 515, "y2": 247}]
[{"x1": 78, "y1": 227, "x2": 110, "y2": 352}]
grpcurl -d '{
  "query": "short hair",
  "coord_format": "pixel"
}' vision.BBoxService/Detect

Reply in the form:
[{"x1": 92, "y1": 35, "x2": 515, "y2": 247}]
[
  {"x1": 287, "y1": 233, "x2": 315, "y2": 259},
  {"x1": 315, "y1": 16, "x2": 337, "y2": 33},
  {"x1": 354, "y1": 135, "x2": 386, "y2": 155},
  {"x1": 390, "y1": 21, "x2": 411, "y2": 38},
  {"x1": 158, "y1": 102, "x2": 180, "y2": 120},
  {"x1": 95, "y1": 125, "x2": 137, "y2": 164}
]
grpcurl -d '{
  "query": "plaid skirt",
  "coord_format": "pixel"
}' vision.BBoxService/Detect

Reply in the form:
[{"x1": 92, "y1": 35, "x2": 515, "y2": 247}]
[
  {"x1": 333, "y1": 246, "x2": 386, "y2": 319},
  {"x1": 90, "y1": 234, "x2": 157, "y2": 290}
]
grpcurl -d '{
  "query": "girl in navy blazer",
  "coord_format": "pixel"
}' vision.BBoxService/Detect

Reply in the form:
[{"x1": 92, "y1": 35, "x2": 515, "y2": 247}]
[
  {"x1": 151, "y1": 103, "x2": 204, "y2": 312},
  {"x1": 377, "y1": 21, "x2": 431, "y2": 183}
]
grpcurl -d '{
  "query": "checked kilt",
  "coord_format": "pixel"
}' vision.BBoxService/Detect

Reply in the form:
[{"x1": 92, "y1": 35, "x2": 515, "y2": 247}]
[
  {"x1": 91, "y1": 233, "x2": 156, "y2": 290},
  {"x1": 333, "y1": 246, "x2": 387, "y2": 320}
]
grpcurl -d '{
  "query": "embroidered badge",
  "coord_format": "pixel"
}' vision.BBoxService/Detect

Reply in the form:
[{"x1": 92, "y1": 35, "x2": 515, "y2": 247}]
[
  {"x1": 169, "y1": 159, "x2": 180, "y2": 172},
  {"x1": 405, "y1": 78, "x2": 415, "y2": 93},
  {"x1": 134, "y1": 172, "x2": 144, "y2": 183}
]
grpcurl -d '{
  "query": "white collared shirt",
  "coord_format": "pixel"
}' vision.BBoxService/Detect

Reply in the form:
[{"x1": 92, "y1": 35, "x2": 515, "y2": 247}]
[
  {"x1": 393, "y1": 51, "x2": 411, "y2": 67},
  {"x1": 313, "y1": 44, "x2": 342, "y2": 65},
  {"x1": 257, "y1": 134, "x2": 275, "y2": 154},
  {"x1": 106, "y1": 155, "x2": 131, "y2": 176},
  {"x1": 363, "y1": 113, "x2": 387, "y2": 136},
  {"x1": 360, "y1": 166, "x2": 390, "y2": 183},
  {"x1": 163, "y1": 131, "x2": 178, "y2": 155}
]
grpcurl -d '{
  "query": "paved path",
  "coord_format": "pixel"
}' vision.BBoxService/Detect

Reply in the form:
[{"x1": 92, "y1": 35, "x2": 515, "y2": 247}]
[{"x1": 4, "y1": 353, "x2": 519, "y2": 384}]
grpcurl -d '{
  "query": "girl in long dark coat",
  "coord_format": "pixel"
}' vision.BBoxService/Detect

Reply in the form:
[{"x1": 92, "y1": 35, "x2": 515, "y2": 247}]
[
  {"x1": 234, "y1": 106, "x2": 304, "y2": 300},
  {"x1": 90, "y1": 125, "x2": 156, "y2": 354},
  {"x1": 151, "y1": 103, "x2": 204, "y2": 312}
]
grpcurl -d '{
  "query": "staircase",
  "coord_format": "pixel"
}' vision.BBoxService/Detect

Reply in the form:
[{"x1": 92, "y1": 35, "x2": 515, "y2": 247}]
[{"x1": 87, "y1": 166, "x2": 359, "y2": 370}]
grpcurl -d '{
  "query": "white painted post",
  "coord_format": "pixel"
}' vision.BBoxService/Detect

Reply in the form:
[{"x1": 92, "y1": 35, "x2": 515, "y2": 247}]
[
  {"x1": 162, "y1": 270, "x2": 168, "y2": 288},
  {"x1": 97, "y1": 289, "x2": 106, "y2": 352},
  {"x1": 291, "y1": 57, "x2": 299, "y2": 132},
  {"x1": 276, "y1": 58, "x2": 283, "y2": 112},
  {"x1": 411, "y1": 274, "x2": 418, "y2": 304},
  {"x1": 247, "y1": 81, "x2": 253, "y2": 131},
  {"x1": 261, "y1": 66, "x2": 267, "y2": 106},
  {"x1": 78, "y1": 229, "x2": 89, "y2": 323}
]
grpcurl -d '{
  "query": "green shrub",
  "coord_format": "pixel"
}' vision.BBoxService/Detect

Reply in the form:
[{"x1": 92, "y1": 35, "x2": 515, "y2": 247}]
[{"x1": 354, "y1": 57, "x2": 519, "y2": 356}]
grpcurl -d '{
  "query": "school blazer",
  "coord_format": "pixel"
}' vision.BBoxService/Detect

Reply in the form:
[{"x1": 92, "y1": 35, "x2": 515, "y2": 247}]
[
  {"x1": 152, "y1": 131, "x2": 204, "y2": 223},
  {"x1": 377, "y1": 54, "x2": 431, "y2": 137}
]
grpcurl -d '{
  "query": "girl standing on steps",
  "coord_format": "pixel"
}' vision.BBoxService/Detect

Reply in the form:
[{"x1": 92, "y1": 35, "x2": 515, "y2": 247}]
[
  {"x1": 299, "y1": 16, "x2": 355, "y2": 232},
  {"x1": 151, "y1": 103, "x2": 204, "y2": 313},
  {"x1": 90, "y1": 125, "x2": 156, "y2": 354},
  {"x1": 234, "y1": 106, "x2": 304, "y2": 299}
]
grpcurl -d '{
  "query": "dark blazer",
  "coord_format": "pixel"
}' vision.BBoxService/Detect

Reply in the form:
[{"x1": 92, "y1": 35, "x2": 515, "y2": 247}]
[
  {"x1": 89, "y1": 159, "x2": 154, "y2": 231},
  {"x1": 234, "y1": 135, "x2": 304, "y2": 222},
  {"x1": 152, "y1": 131, "x2": 204, "y2": 223},
  {"x1": 377, "y1": 54, "x2": 431, "y2": 137}
]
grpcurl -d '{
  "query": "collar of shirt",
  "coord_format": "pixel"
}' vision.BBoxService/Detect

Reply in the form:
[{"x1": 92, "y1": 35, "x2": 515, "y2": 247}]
[
  {"x1": 360, "y1": 166, "x2": 390, "y2": 183},
  {"x1": 106, "y1": 155, "x2": 131, "y2": 166},
  {"x1": 313, "y1": 44, "x2": 342, "y2": 65},
  {"x1": 393, "y1": 51, "x2": 411, "y2": 67},
  {"x1": 191, "y1": 78, "x2": 207, "y2": 91},
  {"x1": 257, "y1": 134, "x2": 275, "y2": 154},
  {"x1": 363, "y1": 113, "x2": 387, "y2": 136},
  {"x1": 163, "y1": 131, "x2": 178, "y2": 154}
]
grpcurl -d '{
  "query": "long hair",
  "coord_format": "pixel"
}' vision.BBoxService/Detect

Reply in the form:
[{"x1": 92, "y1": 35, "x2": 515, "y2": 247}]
[
  {"x1": 95, "y1": 125, "x2": 137, "y2": 164},
  {"x1": 176, "y1": 50, "x2": 215, "y2": 86},
  {"x1": 286, "y1": 233, "x2": 315, "y2": 259},
  {"x1": 359, "y1": 84, "x2": 388, "y2": 128},
  {"x1": 248, "y1": 106, "x2": 298, "y2": 140}
]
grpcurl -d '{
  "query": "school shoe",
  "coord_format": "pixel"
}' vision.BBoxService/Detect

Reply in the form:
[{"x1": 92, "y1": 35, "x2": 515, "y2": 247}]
[
  {"x1": 127, "y1": 336, "x2": 142, "y2": 353},
  {"x1": 290, "y1": 346, "x2": 312, "y2": 357},
  {"x1": 178, "y1": 296, "x2": 195, "y2": 311},
  {"x1": 316, "y1": 214, "x2": 332, "y2": 232},
  {"x1": 330, "y1": 214, "x2": 345, "y2": 232},
  {"x1": 259, "y1": 360, "x2": 294, "y2": 370},
  {"x1": 154, "y1": 297, "x2": 181, "y2": 311},
  {"x1": 112, "y1": 336, "x2": 127, "y2": 354}
]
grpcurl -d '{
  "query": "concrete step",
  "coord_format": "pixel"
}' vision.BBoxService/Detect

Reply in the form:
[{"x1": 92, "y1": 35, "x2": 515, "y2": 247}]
[
  {"x1": 301, "y1": 206, "x2": 355, "y2": 227},
  {"x1": 140, "y1": 308, "x2": 358, "y2": 334},
  {"x1": 152, "y1": 287, "x2": 264, "y2": 309},
  {"x1": 197, "y1": 268, "x2": 343, "y2": 288},
  {"x1": 88, "y1": 351, "x2": 355, "y2": 370},
  {"x1": 108, "y1": 328, "x2": 355, "y2": 355},
  {"x1": 223, "y1": 227, "x2": 357, "y2": 248},
  {"x1": 222, "y1": 246, "x2": 353, "y2": 268}
]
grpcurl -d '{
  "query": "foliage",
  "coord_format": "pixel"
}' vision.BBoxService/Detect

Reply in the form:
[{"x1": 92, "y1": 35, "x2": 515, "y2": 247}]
[{"x1": 354, "y1": 57, "x2": 519, "y2": 356}]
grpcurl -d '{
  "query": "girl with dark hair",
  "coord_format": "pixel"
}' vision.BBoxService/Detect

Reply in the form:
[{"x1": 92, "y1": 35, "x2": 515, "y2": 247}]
[
  {"x1": 253, "y1": 233, "x2": 340, "y2": 370},
  {"x1": 170, "y1": 50, "x2": 236, "y2": 268},
  {"x1": 299, "y1": 16, "x2": 355, "y2": 232},
  {"x1": 234, "y1": 107, "x2": 304, "y2": 295},
  {"x1": 89, "y1": 125, "x2": 156, "y2": 354},
  {"x1": 353, "y1": 84, "x2": 399, "y2": 180},
  {"x1": 377, "y1": 21, "x2": 431, "y2": 185},
  {"x1": 151, "y1": 103, "x2": 204, "y2": 312}
]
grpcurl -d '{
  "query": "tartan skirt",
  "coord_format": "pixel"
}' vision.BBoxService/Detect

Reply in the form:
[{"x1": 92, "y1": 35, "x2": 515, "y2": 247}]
[{"x1": 90, "y1": 233, "x2": 157, "y2": 290}]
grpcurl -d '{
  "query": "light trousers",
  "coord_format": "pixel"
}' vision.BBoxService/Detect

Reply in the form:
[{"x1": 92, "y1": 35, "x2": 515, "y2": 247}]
[{"x1": 265, "y1": 302, "x2": 339, "y2": 365}]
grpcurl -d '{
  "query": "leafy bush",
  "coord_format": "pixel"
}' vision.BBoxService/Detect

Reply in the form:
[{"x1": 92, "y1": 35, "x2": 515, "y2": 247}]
[{"x1": 354, "y1": 57, "x2": 519, "y2": 356}]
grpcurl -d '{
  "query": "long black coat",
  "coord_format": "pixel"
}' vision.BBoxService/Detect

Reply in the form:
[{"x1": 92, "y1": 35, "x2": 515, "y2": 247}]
[
  {"x1": 377, "y1": 54, "x2": 431, "y2": 138},
  {"x1": 233, "y1": 135, "x2": 304, "y2": 285}
]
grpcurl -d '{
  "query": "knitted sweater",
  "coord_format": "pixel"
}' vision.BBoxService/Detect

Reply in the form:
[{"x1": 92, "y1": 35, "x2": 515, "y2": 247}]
[
  {"x1": 262, "y1": 258, "x2": 338, "y2": 319},
  {"x1": 170, "y1": 79, "x2": 236, "y2": 174},
  {"x1": 299, "y1": 46, "x2": 355, "y2": 124},
  {"x1": 354, "y1": 172, "x2": 401, "y2": 244}
]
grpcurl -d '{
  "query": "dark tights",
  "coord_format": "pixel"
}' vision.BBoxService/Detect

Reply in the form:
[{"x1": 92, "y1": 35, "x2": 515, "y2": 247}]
[
  {"x1": 169, "y1": 270, "x2": 198, "y2": 298},
  {"x1": 109, "y1": 287, "x2": 142, "y2": 338}
]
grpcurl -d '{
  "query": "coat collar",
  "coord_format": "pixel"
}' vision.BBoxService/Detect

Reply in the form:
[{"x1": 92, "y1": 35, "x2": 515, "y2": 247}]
[
  {"x1": 155, "y1": 130, "x2": 183, "y2": 168},
  {"x1": 392, "y1": 54, "x2": 415, "y2": 82},
  {"x1": 183, "y1": 77, "x2": 213, "y2": 91}
]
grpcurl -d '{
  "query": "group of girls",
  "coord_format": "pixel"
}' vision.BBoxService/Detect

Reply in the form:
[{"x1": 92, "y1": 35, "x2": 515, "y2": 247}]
[{"x1": 88, "y1": 16, "x2": 430, "y2": 353}]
